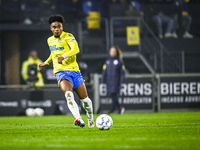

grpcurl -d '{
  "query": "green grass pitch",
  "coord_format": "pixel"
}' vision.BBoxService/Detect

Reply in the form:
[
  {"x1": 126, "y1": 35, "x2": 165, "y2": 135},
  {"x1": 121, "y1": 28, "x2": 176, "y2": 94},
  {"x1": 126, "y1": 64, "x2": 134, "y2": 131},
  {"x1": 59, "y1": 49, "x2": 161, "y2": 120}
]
[{"x1": 0, "y1": 112, "x2": 200, "y2": 150}]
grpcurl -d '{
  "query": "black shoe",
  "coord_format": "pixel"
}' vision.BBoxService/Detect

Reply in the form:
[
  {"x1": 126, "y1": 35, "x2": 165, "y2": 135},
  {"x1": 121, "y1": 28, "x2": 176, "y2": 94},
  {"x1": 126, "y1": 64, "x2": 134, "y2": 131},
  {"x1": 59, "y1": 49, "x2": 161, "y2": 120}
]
[{"x1": 74, "y1": 119, "x2": 85, "y2": 128}]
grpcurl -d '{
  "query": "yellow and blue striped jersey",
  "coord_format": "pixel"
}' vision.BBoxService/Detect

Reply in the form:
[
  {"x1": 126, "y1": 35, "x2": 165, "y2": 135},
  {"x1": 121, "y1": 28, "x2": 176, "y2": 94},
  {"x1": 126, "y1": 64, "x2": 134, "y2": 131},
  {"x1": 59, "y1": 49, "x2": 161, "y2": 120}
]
[{"x1": 44, "y1": 31, "x2": 80, "y2": 74}]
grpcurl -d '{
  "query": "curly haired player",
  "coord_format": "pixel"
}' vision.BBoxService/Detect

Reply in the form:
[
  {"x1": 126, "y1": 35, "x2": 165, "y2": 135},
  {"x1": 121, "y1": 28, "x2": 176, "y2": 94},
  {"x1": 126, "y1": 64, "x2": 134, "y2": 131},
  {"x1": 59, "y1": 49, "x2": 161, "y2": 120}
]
[{"x1": 39, "y1": 14, "x2": 94, "y2": 128}]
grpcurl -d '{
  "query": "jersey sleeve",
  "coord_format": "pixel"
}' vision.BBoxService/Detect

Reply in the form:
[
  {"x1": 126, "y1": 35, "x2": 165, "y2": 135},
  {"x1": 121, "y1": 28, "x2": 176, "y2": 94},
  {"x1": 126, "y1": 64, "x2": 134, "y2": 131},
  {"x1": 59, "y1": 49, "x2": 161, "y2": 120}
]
[
  {"x1": 120, "y1": 59, "x2": 126, "y2": 84},
  {"x1": 44, "y1": 53, "x2": 52, "y2": 65},
  {"x1": 65, "y1": 34, "x2": 80, "y2": 57},
  {"x1": 44, "y1": 38, "x2": 53, "y2": 65}
]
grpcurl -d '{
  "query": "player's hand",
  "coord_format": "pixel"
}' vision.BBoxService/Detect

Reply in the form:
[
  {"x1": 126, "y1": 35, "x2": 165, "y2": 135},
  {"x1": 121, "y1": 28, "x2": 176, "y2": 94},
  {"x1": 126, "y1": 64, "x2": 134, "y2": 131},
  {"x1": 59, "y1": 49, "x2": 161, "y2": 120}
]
[
  {"x1": 58, "y1": 56, "x2": 64, "y2": 64},
  {"x1": 39, "y1": 62, "x2": 46, "y2": 70}
]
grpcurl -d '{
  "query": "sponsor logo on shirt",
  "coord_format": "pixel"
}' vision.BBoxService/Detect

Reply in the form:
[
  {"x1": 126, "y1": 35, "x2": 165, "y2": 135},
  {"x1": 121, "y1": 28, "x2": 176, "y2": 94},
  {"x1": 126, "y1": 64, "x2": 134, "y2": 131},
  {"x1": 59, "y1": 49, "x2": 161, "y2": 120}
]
[{"x1": 49, "y1": 45, "x2": 64, "y2": 51}]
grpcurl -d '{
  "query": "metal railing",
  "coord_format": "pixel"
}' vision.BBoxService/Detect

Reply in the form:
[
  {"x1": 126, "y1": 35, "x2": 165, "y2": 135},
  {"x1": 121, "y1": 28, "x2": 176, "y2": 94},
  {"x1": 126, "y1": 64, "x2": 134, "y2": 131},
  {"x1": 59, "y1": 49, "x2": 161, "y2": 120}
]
[
  {"x1": 109, "y1": 16, "x2": 183, "y2": 73},
  {"x1": 77, "y1": 18, "x2": 109, "y2": 55}
]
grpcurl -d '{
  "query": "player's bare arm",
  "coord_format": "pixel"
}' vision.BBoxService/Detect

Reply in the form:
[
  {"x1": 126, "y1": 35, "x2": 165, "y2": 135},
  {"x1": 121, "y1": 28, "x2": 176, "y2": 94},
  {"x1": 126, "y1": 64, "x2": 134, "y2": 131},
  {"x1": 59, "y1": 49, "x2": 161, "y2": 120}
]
[{"x1": 38, "y1": 62, "x2": 46, "y2": 70}]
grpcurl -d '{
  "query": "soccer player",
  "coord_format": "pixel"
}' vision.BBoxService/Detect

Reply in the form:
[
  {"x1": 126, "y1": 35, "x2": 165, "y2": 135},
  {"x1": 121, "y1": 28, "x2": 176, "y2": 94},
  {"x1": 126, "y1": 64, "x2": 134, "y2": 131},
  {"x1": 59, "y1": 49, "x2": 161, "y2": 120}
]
[{"x1": 39, "y1": 14, "x2": 94, "y2": 128}]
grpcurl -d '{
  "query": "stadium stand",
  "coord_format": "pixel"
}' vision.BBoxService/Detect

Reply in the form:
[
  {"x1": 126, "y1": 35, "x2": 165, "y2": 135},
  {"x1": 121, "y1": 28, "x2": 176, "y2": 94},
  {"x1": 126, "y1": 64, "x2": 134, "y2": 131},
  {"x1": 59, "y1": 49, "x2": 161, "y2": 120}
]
[{"x1": 0, "y1": 0, "x2": 200, "y2": 83}]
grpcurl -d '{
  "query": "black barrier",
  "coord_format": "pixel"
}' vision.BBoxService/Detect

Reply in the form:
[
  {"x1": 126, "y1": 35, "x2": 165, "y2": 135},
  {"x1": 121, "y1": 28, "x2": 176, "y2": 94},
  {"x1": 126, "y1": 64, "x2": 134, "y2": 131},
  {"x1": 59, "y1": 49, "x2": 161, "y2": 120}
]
[
  {"x1": 158, "y1": 74, "x2": 200, "y2": 110},
  {"x1": 0, "y1": 89, "x2": 60, "y2": 116},
  {"x1": 0, "y1": 88, "x2": 93, "y2": 116},
  {"x1": 98, "y1": 75, "x2": 154, "y2": 113},
  {"x1": 1, "y1": 74, "x2": 200, "y2": 116}
]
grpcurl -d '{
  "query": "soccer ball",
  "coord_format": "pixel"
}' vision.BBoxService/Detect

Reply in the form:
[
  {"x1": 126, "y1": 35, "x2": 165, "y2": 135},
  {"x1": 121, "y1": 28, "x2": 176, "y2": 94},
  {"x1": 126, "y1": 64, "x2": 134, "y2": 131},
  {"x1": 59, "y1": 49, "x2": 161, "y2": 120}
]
[
  {"x1": 25, "y1": 108, "x2": 36, "y2": 116},
  {"x1": 96, "y1": 114, "x2": 113, "y2": 130},
  {"x1": 34, "y1": 107, "x2": 44, "y2": 116},
  {"x1": 25, "y1": 108, "x2": 44, "y2": 116}
]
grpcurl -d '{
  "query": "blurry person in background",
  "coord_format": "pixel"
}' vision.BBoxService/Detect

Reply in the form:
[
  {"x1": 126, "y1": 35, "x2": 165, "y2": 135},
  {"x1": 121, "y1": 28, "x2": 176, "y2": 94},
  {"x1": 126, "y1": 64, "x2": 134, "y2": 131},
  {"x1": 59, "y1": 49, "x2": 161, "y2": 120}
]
[
  {"x1": 21, "y1": 0, "x2": 41, "y2": 25},
  {"x1": 147, "y1": 0, "x2": 178, "y2": 39},
  {"x1": 101, "y1": 46, "x2": 126, "y2": 114},
  {"x1": 125, "y1": 0, "x2": 142, "y2": 17},
  {"x1": 176, "y1": 0, "x2": 193, "y2": 38},
  {"x1": 161, "y1": 0, "x2": 181, "y2": 38},
  {"x1": 21, "y1": 50, "x2": 44, "y2": 87}
]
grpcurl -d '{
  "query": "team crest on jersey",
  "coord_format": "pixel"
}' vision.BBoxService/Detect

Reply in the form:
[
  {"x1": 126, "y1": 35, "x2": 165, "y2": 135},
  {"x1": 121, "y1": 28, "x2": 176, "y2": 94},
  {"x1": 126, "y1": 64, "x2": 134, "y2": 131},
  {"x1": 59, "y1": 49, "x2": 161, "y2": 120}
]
[
  {"x1": 113, "y1": 60, "x2": 118, "y2": 65},
  {"x1": 68, "y1": 34, "x2": 73, "y2": 37},
  {"x1": 71, "y1": 37, "x2": 76, "y2": 41}
]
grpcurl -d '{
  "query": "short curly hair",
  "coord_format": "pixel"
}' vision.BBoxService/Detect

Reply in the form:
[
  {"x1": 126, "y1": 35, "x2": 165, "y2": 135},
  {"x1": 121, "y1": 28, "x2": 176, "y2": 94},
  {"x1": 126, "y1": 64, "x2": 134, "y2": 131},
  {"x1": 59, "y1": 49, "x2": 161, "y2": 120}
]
[{"x1": 48, "y1": 14, "x2": 65, "y2": 24}]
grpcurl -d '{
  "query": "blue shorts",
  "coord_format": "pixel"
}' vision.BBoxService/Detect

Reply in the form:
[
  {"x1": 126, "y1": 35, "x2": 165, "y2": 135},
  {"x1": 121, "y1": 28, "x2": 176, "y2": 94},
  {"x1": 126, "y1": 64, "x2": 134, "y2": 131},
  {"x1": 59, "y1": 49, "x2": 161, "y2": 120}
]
[{"x1": 55, "y1": 71, "x2": 84, "y2": 90}]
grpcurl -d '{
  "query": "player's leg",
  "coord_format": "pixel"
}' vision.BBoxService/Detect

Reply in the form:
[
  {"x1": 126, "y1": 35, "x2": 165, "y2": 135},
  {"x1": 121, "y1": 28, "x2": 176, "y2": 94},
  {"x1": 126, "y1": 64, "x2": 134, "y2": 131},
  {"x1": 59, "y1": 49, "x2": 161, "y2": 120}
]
[
  {"x1": 110, "y1": 93, "x2": 117, "y2": 113},
  {"x1": 60, "y1": 79, "x2": 85, "y2": 128},
  {"x1": 74, "y1": 83, "x2": 95, "y2": 128},
  {"x1": 152, "y1": 15, "x2": 163, "y2": 37}
]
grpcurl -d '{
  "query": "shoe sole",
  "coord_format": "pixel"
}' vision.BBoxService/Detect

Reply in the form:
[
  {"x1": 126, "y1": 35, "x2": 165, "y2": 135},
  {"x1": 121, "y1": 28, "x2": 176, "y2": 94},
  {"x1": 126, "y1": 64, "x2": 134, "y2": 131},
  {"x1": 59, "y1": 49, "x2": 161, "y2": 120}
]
[{"x1": 74, "y1": 119, "x2": 85, "y2": 128}]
